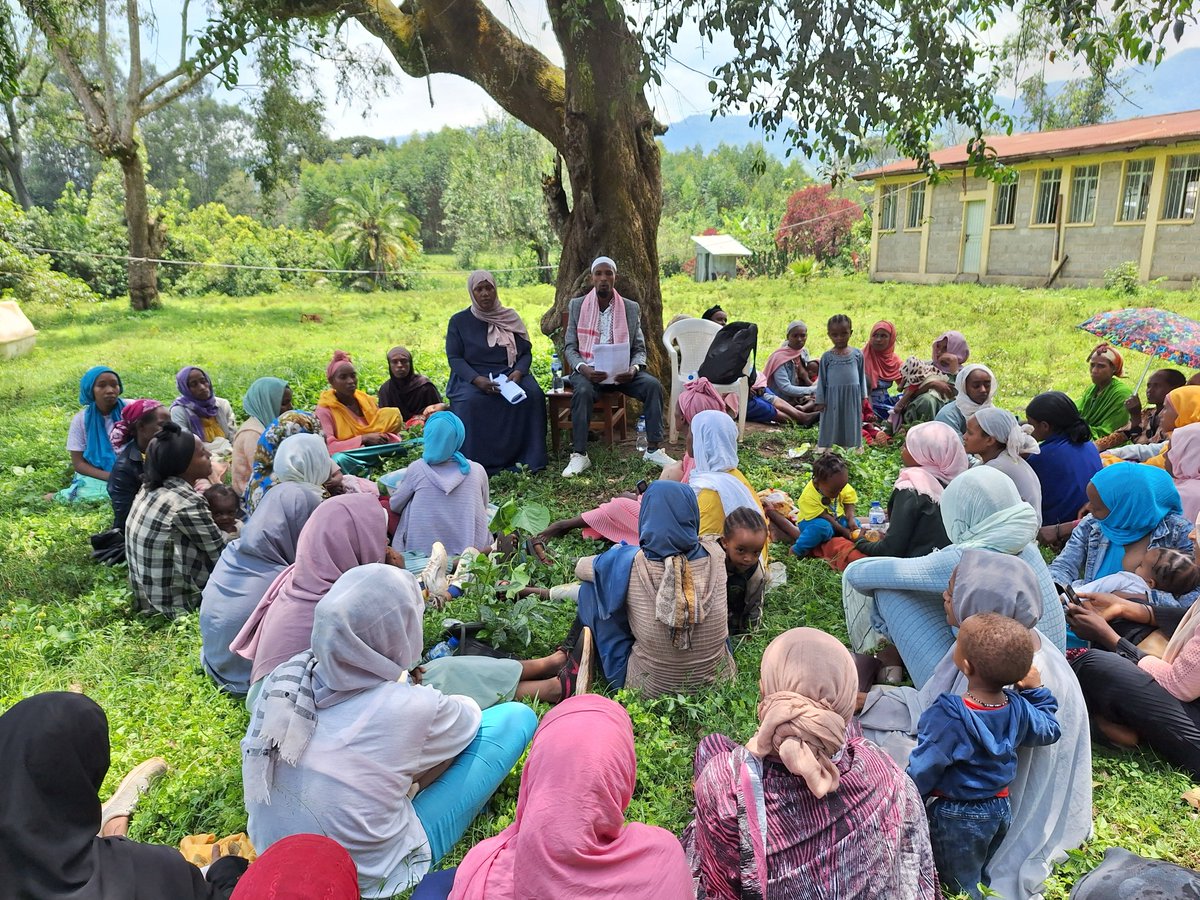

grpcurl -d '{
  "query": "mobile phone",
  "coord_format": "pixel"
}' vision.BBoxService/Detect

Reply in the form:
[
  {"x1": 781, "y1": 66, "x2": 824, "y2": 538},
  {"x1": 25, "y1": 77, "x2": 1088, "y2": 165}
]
[
  {"x1": 1056, "y1": 582, "x2": 1083, "y2": 606},
  {"x1": 636, "y1": 479, "x2": 649, "y2": 495}
]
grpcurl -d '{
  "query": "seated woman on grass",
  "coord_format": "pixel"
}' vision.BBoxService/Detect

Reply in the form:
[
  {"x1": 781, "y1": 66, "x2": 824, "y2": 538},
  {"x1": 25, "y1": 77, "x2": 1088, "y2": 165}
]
[
  {"x1": 244, "y1": 411, "x2": 323, "y2": 512},
  {"x1": 447, "y1": 696, "x2": 693, "y2": 900},
  {"x1": 108, "y1": 399, "x2": 170, "y2": 532},
  {"x1": 243, "y1": 564, "x2": 539, "y2": 899},
  {"x1": 761, "y1": 320, "x2": 819, "y2": 405},
  {"x1": 316, "y1": 350, "x2": 405, "y2": 464},
  {"x1": 1025, "y1": 391, "x2": 1103, "y2": 537},
  {"x1": 684, "y1": 628, "x2": 939, "y2": 900},
  {"x1": 575, "y1": 480, "x2": 734, "y2": 698},
  {"x1": 378, "y1": 346, "x2": 447, "y2": 426},
  {"x1": 1079, "y1": 344, "x2": 1133, "y2": 440},
  {"x1": 1067, "y1": 558, "x2": 1200, "y2": 779},
  {"x1": 125, "y1": 422, "x2": 234, "y2": 618},
  {"x1": 56, "y1": 365, "x2": 125, "y2": 502},
  {"x1": 171, "y1": 365, "x2": 237, "y2": 443},
  {"x1": 889, "y1": 357, "x2": 954, "y2": 428},
  {"x1": 933, "y1": 363, "x2": 996, "y2": 435},
  {"x1": 1097, "y1": 368, "x2": 1186, "y2": 453},
  {"x1": 963, "y1": 407, "x2": 1043, "y2": 526},
  {"x1": 0, "y1": 692, "x2": 250, "y2": 899},
  {"x1": 389, "y1": 411, "x2": 490, "y2": 558},
  {"x1": 863, "y1": 320, "x2": 903, "y2": 420},
  {"x1": 856, "y1": 551, "x2": 1091, "y2": 900},
  {"x1": 231, "y1": 377, "x2": 291, "y2": 498}
]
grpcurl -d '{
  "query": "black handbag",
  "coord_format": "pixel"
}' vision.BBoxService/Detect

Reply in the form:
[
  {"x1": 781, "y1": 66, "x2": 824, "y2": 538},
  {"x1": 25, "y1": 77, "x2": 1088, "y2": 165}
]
[
  {"x1": 441, "y1": 621, "x2": 516, "y2": 660},
  {"x1": 89, "y1": 528, "x2": 125, "y2": 565}
]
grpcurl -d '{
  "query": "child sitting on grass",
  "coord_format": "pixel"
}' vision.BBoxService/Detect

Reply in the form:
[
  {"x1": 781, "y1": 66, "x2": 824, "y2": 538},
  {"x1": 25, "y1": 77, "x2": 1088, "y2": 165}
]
[
  {"x1": 720, "y1": 507, "x2": 769, "y2": 636},
  {"x1": 788, "y1": 453, "x2": 858, "y2": 557},
  {"x1": 908, "y1": 612, "x2": 1062, "y2": 900},
  {"x1": 203, "y1": 484, "x2": 241, "y2": 535}
]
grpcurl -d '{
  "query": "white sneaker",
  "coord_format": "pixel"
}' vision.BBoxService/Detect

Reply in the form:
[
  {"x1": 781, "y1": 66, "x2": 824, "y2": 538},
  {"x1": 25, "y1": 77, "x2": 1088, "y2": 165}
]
[
  {"x1": 421, "y1": 542, "x2": 449, "y2": 606},
  {"x1": 562, "y1": 453, "x2": 591, "y2": 477},
  {"x1": 100, "y1": 756, "x2": 168, "y2": 832},
  {"x1": 643, "y1": 447, "x2": 676, "y2": 467}
]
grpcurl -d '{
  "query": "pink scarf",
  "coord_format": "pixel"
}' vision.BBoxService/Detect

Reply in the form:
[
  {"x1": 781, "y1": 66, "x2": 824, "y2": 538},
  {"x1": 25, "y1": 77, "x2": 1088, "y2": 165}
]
[
  {"x1": 755, "y1": 344, "x2": 806, "y2": 391},
  {"x1": 450, "y1": 696, "x2": 693, "y2": 900},
  {"x1": 893, "y1": 421, "x2": 969, "y2": 501},
  {"x1": 230, "y1": 493, "x2": 387, "y2": 684},
  {"x1": 1169, "y1": 423, "x2": 1200, "y2": 524},
  {"x1": 467, "y1": 270, "x2": 529, "y2": 367},
  {"x1": 575, "y1": 288, "x2": 630, "y2": 365}
]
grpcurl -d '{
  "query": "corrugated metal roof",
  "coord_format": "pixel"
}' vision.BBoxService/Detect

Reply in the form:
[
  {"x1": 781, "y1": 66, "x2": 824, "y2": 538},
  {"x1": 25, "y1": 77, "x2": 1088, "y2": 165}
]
[
  {"x1": 854, "y1": 109, "x2": 1200, "y2": 180},
  {"x1": 691, "y1": 234, "x2": 753, "y2": 256}
]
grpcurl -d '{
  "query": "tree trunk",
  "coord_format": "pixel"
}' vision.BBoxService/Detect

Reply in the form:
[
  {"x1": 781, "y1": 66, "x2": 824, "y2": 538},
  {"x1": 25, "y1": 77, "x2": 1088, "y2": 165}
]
[
  {"x1": 118, "y1": 150, "x2": 160, "y2": 310},
  {"x1": 532, "y1": 241, "x2": 553, "y2": 285},
  {"x1": 536, "y1": 0, "x2": 667, "y2": 376}
]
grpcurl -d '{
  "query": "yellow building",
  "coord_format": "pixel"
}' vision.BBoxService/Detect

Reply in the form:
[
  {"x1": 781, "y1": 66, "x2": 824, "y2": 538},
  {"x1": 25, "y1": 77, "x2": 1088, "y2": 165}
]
[{"x1": 854, "y1": 110, "x2": 1200, "y2": 288}]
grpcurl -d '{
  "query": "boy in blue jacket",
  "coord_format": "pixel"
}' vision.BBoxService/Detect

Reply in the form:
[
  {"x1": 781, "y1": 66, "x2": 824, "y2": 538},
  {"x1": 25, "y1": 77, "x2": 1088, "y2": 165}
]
[{"x1": 908, "y1": 612, "x2": 1061, "y2": 900}]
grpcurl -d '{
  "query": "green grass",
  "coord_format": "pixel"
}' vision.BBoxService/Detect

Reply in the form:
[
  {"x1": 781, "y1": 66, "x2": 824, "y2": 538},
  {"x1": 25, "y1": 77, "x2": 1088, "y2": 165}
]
[{"x1": 3, "y1": 274, "x2": 1200, "y2": 896}]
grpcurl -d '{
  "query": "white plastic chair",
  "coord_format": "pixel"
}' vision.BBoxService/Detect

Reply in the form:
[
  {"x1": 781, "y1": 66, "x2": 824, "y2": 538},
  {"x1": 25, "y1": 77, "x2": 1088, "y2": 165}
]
[{"x1": 662, "y1": 318, "x2": 752, "y2": 443}]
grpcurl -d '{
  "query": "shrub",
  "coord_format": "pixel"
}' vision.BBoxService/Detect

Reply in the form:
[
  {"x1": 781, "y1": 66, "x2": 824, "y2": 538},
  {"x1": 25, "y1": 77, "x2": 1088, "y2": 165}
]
[
  {"x1": 0, "y1": 192, "x2": 99, "y2": 307},
  {"x1": 1104, "y1": 260, "x2": 1141, "y2": 296},
  {"x1": 775, "y1": 185, "x2": 862, "y2": 261}
]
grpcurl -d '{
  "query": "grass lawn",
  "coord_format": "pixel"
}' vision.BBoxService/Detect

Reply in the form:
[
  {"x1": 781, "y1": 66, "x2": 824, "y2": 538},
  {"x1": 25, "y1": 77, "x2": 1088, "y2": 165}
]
[{"x1": 3, "y1": 273, "x2": 1200, "y2": 897}]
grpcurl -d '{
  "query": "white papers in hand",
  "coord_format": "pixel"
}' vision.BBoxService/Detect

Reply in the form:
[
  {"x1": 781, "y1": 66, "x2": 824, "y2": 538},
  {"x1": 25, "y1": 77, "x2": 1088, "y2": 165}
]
[
  {"x1": 592, "y1": 341, "x2": 630, "y2": 384},
  {"x1": 491, "y1": 373, "x2": 528, "y2": 405}
]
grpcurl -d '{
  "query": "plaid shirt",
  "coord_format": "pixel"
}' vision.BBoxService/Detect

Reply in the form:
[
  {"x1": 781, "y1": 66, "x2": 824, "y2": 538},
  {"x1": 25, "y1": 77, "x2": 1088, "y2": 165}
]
[{"x1": 126, "y1": 476, "x2": 231, "y2": 618}]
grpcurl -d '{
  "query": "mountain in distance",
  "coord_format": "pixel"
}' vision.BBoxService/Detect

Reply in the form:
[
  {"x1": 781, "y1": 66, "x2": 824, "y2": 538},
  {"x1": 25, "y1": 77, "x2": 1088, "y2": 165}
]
[{"x1": 658, "y1": 48, "x2": 1200, "y2": 161}]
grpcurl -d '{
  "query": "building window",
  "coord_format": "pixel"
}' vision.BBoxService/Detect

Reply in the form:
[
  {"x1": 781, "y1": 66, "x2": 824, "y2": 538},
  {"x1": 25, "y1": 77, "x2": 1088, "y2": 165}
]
[
  {"x1": 1119, "y1": 159, "x2": 1154, "y2": 222},
  {"x1": 879, "y1": 185, "x2": 898, "y2": 230},
  {"x1": 1033, "y1": 168, "x2": 1062, "y2": 225},
  {"x1": 994, "y1": 176, "x2": 1019, "y2": 225},
  {"x1": 1162, "y1": 153, "x2": 1200, "y2": 221},
  {"x1": 905, "y1": 181, "x2": 926, "y2": 229},
  {"x1": 1068, "y1": 164, "x2": 1100, "y2": 224}
]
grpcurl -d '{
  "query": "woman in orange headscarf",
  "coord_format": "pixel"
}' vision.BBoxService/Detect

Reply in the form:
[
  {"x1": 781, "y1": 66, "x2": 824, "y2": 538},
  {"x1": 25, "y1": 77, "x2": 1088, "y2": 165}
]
[{"x1": 315, "y1": 350, "x2": 404, "y2": 453}]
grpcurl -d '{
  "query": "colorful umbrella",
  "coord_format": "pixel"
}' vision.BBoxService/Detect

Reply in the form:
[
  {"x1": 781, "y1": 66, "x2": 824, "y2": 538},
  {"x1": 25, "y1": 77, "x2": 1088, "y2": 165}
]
[{"x1": 1078, "y1": 307, "x2": 1200, "y2": 390}]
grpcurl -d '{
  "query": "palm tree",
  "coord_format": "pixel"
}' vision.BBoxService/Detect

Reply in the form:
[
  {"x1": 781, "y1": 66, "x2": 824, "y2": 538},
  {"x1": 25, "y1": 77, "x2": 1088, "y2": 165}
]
[{"x1": 329, "y1": 180, "x2": 421, "y2": 288}]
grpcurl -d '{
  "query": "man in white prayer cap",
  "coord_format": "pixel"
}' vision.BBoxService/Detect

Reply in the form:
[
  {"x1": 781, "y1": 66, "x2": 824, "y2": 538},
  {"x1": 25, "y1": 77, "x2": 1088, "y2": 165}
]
[{"x1": 560, "y1": 256, "x2": 674, "y2": 476}]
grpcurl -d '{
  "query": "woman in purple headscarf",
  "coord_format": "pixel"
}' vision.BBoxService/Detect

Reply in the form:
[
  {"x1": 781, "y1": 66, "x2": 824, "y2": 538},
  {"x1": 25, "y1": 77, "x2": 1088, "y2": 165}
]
[{"x1": 170, "y1": 365, "x2": 237, "y2": 443}]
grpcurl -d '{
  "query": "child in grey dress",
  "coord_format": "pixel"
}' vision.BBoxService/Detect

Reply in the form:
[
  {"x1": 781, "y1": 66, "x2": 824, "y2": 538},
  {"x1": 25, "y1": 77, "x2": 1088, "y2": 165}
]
[{"x1": 814, "y1": 314, "x2": 869, "y2": 449}]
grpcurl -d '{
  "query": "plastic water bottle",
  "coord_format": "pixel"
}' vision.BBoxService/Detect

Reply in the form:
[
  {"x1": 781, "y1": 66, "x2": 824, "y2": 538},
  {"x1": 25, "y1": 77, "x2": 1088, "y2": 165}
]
[
  {"x1": 868, "y1": 501, "x2": 886, "y2": 527},
  {"x1": 635, "y1": 416, "x2": 648, "y2": 453},
  {"x1": 550, "y1": 353, "x2": 564, "y2": 391},
  {"x1": 426, "y1": 636, "x2": 458, "y2": 661}
]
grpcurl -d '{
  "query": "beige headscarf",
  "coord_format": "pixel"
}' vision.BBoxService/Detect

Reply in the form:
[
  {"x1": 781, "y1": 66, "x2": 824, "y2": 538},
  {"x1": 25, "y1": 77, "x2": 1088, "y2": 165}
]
[
  {"x1": 467, "y1": 270, "x2": 529, "y2": 368},
  {"x1": 745, "y1": 628, "x2": 857, "y2": 798}
]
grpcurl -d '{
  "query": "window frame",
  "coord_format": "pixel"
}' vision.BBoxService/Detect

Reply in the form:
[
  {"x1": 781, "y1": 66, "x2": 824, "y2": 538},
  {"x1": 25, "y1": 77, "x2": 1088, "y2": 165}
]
[
  {"x1": 993, "y1": 175, "x2": 1019, "y2": 227},
  {"x1": 1117, "y1": 158, "x2": 1155, "y2": 223},
  {"x1": 879, "y1": 184, "x2": 899, "y2": 231},
  {"x1": 1066, "y1": 164, "x2": 1101, "y2": 225},
  {"x1": 1161, "y1": 153, "x2": 1200, "y2": 222},
  {"x1": 904, "y1": 180, "x2": 927, "y2": 230},
  {"x1": 1031, "y1": 167, "x2": 1063, "y2": 227}
]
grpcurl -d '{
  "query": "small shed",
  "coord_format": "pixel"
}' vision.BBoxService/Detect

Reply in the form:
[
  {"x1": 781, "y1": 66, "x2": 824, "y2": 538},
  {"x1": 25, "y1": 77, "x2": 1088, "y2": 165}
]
[{"x1": 691, "y1": 234, "x2": 752, "y2": 281}]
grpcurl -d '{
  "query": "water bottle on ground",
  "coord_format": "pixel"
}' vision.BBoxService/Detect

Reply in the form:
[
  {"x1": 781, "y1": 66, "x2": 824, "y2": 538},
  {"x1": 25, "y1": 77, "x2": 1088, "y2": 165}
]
[
  {"x1": 868, "y1": 500, "x2": 886, "y2": 527},
  {"x1": 426, "y1": 636, "x2": 458, "y2": 661},
  {"x1": 550, "y1": 353, "x2": 564, "y2": 391},
  {"x1": 635, "y1": 416, "x2": 648, "y2": 453}
]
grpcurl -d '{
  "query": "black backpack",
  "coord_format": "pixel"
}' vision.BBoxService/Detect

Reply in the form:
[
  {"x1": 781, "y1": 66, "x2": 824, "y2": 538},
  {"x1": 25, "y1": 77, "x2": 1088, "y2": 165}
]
[{"x1": 697, "y1": 321, "x2": 758, "y2": 384}]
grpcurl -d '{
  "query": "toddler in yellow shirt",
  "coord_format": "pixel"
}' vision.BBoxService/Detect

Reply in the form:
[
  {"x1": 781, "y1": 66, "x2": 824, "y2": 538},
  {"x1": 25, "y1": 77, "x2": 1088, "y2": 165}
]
[{"x1": 791, "y1": 453, "x2": 858, "y2": 556}]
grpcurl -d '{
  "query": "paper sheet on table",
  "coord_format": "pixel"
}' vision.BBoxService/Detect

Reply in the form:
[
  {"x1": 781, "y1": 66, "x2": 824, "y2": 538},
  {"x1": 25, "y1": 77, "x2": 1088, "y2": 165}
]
[
  {"x1": 491, "y1": 373, "x2": 527, "y2": 405},
  {"x1": 592, "y1": 342, "x2": 630, "y2": 384}
]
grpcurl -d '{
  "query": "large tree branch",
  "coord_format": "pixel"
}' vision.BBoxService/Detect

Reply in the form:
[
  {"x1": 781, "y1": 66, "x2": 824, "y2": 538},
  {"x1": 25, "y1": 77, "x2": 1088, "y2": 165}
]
[
  {"x1": 139, "y1": 38, "x2": 255, "y2": 118},
  {"x1": 96, "y1": 0, "x2": 119, "y2": 126},
  {"x1": 20, "y1": 3, "x2": 110, "y2": 138},
  {"x1": 124, "y1": 0, "x2": 142, "y2": 143},
  {"x1": 274, "y1": 0, "x2": 567, "y2": 151}
]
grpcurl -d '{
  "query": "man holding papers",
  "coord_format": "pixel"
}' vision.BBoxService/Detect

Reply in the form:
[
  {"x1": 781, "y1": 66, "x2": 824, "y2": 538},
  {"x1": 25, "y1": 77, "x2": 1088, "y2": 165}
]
[{"x1": 561, "y1": 256, "x2": 674, "y2": 477}]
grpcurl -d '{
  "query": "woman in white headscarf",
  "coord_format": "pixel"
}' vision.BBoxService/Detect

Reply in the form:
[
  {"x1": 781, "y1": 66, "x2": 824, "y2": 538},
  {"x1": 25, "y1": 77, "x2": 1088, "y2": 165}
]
[
  {"x1": 843, "y1": 466, "x2": 1065, "y2": 682},
  {"x1": 857, "y1": 551, "x2": 1092, "y2": 900},
  {"x1": 688, "y1": 409, "x2": 765, "y2": 538},
  {"x1": 965, "y1": 407, "x2": 1043, "y2": 526},
  {"x1": 243, "y1": 564, "x2": 537, "y2": 899},
  {"x1": 934, "y1": 363, "x2": 997, "y2": 435}
]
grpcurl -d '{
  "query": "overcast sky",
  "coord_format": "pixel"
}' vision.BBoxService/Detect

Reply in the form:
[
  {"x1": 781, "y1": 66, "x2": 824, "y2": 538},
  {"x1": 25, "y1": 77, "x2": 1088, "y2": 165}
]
[{"x1": 139, "y1": 0, "x2": 1198, "y2": 140}]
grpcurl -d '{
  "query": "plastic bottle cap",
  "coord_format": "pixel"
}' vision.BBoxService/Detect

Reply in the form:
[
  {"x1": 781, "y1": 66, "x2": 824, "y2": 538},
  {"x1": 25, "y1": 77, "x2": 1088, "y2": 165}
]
[{"x1": 448, "y1": 636, "x2": 458, "y2": 647}]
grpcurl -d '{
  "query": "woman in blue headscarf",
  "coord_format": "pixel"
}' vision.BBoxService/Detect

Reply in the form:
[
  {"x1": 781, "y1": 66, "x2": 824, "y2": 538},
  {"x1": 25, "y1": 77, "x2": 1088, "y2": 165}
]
[
  {"x1": 232, "y1": 377, "x2": 292, "y2": 497},
  {"x1": 389, "y1": 411, "x2": 490, "y2": 556},
  {"x1": 1049, "y1": 463, "x2": 1195, "y2": 606},
  {"x1": 57, "y1": 366, "x2": 126, "y2": 502},
  {"x1": 575, "y1": 480, "x2": 733, "y2": 698}
]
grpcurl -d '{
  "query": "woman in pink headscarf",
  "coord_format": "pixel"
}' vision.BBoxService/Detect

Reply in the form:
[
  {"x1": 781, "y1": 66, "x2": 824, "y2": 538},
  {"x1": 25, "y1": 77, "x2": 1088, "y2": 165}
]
[
  {"x1": 931, "y1": 330, "x2": 969, "y2": 375},
  {"x1": 1167, "y1": 423, "x2": 1200, "y2": 523},
  {"x1": 231, "y1": 492, "x2": 389, "y2": 702},
  {"x1": 529, "y1": 378, "x2": 728, "y2": 557},
  {"x1": 444, "y1": 270, "x2": 547, "y2": 474},
  {"x1": 684, "y1": 628, "x2": 938, "y2": 899},
  {"x1": 448, "y1": 695, "x2": 692, "y2": 900}
]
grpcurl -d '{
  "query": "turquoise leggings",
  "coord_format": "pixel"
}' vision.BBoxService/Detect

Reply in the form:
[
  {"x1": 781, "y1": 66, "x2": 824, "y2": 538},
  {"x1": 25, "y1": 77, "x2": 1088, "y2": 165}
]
[{"x1": 411, "y1": 702, "x2": 537, "y2": 864}]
